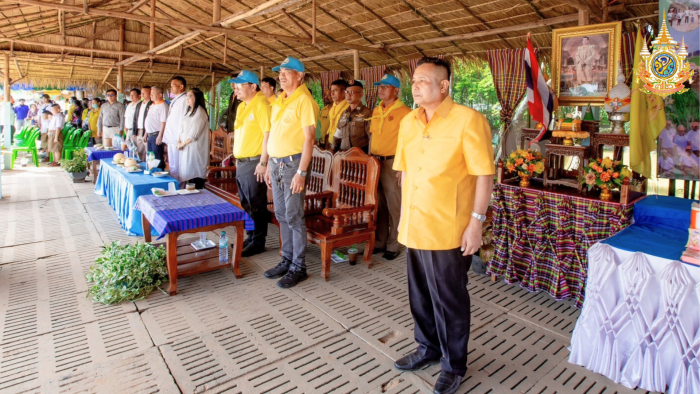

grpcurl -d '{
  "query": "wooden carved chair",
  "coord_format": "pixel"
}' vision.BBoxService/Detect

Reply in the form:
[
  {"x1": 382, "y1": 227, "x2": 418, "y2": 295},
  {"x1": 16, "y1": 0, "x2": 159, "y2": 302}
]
[
  {"x1": 207, "y1": 154, "x2": 238, "y2": 195},
  {"x1": 305, "y1": 147, "x2": 380, "y2": 281},
  {"x1": 210, "y1": 128, "x2": 228, "y2": 166}
]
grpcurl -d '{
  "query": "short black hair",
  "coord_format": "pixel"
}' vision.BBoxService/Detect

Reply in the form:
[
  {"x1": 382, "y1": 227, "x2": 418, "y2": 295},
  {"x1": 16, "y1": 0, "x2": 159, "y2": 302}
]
[
  {"x1": 106, "y1": 89, "x2": 117, "y2": 95},
  {"x1": 41, "y1": 94, "x2": 49, "y2": 99},
  {"x1": 42, "y1": 110, "x2": 52, "y2": 115},
  {"x1": 582, "y1": 36, "x2": 589, "y2": 40},
  {"x1": 261, "y1": 77, "x2": 277, "y2": 90},
  {"x1": 171, "y1": 76, "x2": 187, "y2": 89},
  {"x1": 51, "y1": 103, "x2": 61, "y2": 110},
  {"x1": 19, "y1": 98, "x2": 24, "y2": 102},
  {"x1": 331, "y1": 79, "x2": 348, "y2": 90},
  {"x1": 130, "y1": 88, "x2": 141, "y2": 96},
  {"x1": 416, "y1": 57, "x2": 451, "y2": 81}
]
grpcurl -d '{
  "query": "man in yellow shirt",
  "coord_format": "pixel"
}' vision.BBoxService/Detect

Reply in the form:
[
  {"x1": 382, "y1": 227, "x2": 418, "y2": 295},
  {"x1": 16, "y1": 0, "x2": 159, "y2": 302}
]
[
  {"x1": 261, "y1": 77, "x2": 277, "y2": 104},
  {"x1": 263, "y1": 56, "x2": 317, "y2": 288},
  {"x1": 392, "y1": 58, "x2": 494, "y2": 394},
  {"x1": 319, "y1": 79, "x2": 348, "y2": 147},
  {"x1": 369, "y1": 74, "x2": 412, "y2": 260},
  {"x1": 230, "y1": 70, "x2": 272, "y2": 257}
]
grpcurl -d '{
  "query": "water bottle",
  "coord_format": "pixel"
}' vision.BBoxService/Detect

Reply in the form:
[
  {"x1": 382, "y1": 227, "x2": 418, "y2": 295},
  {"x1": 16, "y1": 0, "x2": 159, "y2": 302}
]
[{"x1": 219, "y1": 232, "x2": 229, "y2": 263}]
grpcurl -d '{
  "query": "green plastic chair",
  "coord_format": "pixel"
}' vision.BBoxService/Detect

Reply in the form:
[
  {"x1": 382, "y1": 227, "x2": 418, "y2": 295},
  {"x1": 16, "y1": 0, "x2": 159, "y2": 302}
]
[
  {"x1": 61, "y1": 128, "x2": 81, "y2": 160},
  {"x1": 10, "y1": 129, "x2": 41, "y2": 169},
  {"x1": 12, "y1": 125, "x2": 37, "y2": 147},
  {"x1": 65, "y1": 130, "x2": 91, "y2": 159}
]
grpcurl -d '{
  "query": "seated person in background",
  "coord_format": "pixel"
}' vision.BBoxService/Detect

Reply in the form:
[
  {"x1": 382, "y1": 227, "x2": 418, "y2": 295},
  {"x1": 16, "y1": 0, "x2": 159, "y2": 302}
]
[
  {"x1": 680, "y1": 145, "x2": 698, "y2": 177},
  {"x1": 658, "y1": 149, "x2": 675, "y2": 177},
  {"x1": 332, "y1": 80, "x2": 372, "y2": 153}
]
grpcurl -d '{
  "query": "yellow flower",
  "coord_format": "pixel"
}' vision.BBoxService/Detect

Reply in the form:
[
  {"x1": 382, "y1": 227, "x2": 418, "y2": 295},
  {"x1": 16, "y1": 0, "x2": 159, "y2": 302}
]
[
  {"x1": 510, "y1": 152, "x2": 517, "y2": 159},
  {"x1": 534, "y1": 161, "x2": 545, "y2": 174},
  {"x1": 601, "y1": 158, "x2": 613, "y2": 168},
  {"x1": 620, "y1": 168, "x2": 632, "y2": 179}
]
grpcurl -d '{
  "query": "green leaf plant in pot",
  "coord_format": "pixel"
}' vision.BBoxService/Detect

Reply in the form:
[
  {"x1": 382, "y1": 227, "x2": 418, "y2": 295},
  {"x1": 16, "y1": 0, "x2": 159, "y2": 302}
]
[
  {"x1": 86, "y1": 241, "x2": 168, "y2": 304},
  {"x1": 60, "y1": 149, "x2": 89, "y2": 183}
]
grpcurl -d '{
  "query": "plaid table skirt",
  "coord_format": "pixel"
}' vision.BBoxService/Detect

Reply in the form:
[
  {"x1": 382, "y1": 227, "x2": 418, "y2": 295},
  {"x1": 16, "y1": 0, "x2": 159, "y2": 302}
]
[{"x1": 487, "y1": 183, "x2": 634, "y2": 308}]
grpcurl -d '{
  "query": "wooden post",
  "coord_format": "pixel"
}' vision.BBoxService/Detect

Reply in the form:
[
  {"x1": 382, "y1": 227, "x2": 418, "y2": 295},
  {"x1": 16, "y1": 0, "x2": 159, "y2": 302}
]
[
  {"x1": 118, "y1": 19, "x2": 125, "y2": 93},
  {"x1": 149, "y1": 0, "x2": 156, "y2": 50},
  {"x1": 578, "y1": 9, "x2": 589, "y2": 25},
  {"x1": 4, "y1": 54, "x2": 9, "y2": 102},
  {"x1": 213, "y1": 0, "x2": 220, "y2": 24},
  {"x1": 259, "y1": 66, "x2": 264, "y2": 81},
  {"x1": 223, "y1": 34, "x2": 227, "y2": 64},
  {"x1": 312, "y1": 0, "x2": 316, "y2": 45},
  {"x1": 353, "y1": 49, "x2": 360, "y2": 79},
  {"x1": 210, "y1": 72, "x2": 216, "y2": 129},
  {"x1": 601, "y1": 0, "x2": 608, "y2": 22}
]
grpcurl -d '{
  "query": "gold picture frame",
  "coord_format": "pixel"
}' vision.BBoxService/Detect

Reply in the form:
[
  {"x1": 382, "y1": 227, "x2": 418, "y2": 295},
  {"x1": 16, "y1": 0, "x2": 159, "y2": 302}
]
[{"x1": 552, "y1": 22, "x2": 621, "y2": 106}]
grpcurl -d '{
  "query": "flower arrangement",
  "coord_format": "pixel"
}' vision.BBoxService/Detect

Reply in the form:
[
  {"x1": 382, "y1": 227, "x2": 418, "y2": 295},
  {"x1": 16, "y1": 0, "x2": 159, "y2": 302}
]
[
  {"x1": 506, "y1": 149, "x2": 545, "y2": 187},
  {"x1": 580, "y1": 157, "x2": 631, "y2": 192}
]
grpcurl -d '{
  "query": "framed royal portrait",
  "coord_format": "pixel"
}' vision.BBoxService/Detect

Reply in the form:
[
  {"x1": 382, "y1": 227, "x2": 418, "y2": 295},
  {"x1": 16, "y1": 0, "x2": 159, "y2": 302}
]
[{"x1": 552, "y1": 22, "x2": 622, "y2": 106}]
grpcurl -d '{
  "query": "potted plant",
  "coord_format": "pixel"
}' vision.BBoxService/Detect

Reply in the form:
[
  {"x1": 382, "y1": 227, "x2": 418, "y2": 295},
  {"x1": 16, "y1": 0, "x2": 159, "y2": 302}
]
[
  {"x1": 580, "y1": 157, "x2": 631, "y2": 201},
  {"x1": 60, "y1": 149, "x2": 89, "y2": 183},
  {"x1": 86, "y1": 241, "x2": 168, "y2": 304},
  {"x1": 505, "y1": 149, "x2": 545, "y2": 187}
]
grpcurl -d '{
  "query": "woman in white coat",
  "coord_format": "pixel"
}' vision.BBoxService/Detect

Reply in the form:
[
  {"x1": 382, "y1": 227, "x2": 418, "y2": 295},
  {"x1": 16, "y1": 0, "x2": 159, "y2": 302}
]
[{"x1": 176, "y1": 88, "x2": 210, "y2": 189}]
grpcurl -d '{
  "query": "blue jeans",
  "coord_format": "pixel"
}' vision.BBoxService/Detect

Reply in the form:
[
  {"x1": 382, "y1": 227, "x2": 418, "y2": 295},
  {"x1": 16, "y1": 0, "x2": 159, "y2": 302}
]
[
  {"x1": 147, "y1": 133, "x2": 165, "y2": 170},
  {"x1": 270, "y1": 159, "x2": 307, "y2": 271}
]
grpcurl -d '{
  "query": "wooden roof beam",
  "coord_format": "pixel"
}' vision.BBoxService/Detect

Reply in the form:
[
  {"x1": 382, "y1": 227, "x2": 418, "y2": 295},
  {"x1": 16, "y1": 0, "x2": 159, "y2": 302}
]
[
  {"x1": 386, "y1": 13, "x2": 580, "y2": 48},
  {"x1": 454, "y1": 0, "x2": 516, "y2": 47},
  {"x1": 399, "y1": 0, "x2": 466, "y2": 56},
  {"x1": 16, "y1": 0, "x2": 386, "y2": 54},
  {"x1": 218, "y1": 0, "x2": 289, "y2": 27},
  {"x1": 281, "y1": 8, "x2": 311, "y2": 39},
  {"x1": 560, "y1": 0, "x2": 602, "y2": 22}
]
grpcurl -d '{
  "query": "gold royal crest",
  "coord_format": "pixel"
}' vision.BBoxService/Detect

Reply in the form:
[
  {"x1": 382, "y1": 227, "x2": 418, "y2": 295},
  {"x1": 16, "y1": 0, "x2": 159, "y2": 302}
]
[{"x1": 636, "y1": 13, "x2": 694, "y2": 98}]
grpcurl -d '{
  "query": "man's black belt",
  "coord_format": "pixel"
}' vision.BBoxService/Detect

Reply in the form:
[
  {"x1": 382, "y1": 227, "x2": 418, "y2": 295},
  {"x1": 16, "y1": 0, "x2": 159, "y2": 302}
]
[
  {"x1": 374, "y1": 155, "x2": 395, "y2": 161},
  {"x1": 237, "y1": 156, "x2": 261, "y2": 163},
  {"x1": 270, "y1": 153, "x2": 302, "y2": 164},
  {"x1": 147, "y1": 132, "x2": 158, "y2": 136}
]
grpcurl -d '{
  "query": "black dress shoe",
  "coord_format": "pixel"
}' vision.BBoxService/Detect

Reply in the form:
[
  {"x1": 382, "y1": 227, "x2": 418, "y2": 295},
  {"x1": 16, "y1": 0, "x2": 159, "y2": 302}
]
[
  {"x1": 433, "y1": 371, "x2": 462, "y2": 394},
  {"x1": 264, "y1": 259, "x2": 291, "y2": 279},
  {"x1": 276, "y1": 269, "x2": 308, "y2": 288},
  {"x1": 382, "y1": 250, "x2": 401, "y2": 260},
  {"x1": 394, "y1": 351, "x2": 440, "y2": 371},
  {"x1": 372, "y1": 247, "x2": 386, "y2": 255},
  {"x1": 241, "y1": 243, "x2": 265, "y2": 257}
]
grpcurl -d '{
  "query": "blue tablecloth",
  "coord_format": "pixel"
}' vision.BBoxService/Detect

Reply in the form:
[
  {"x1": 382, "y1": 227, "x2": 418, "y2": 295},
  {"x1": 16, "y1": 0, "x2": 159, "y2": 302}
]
[
  {"x1": 134, "y1": 190, "x2": 254, "y2": 240},
  {"x1": 603, "y1": 196, "x2": 697, "y2": 261},
  {"x1": 85, "y1": 147, "x2": 124, "y2": 162},
  {"x1": 94, "y1": 158, "x2": 178, "y2": 236}
]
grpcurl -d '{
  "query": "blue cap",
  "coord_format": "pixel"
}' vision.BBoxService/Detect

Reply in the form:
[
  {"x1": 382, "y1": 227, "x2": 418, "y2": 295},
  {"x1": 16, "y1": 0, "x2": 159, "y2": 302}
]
[
  {"x1": 272, "y1": 56, "x2": 305, "y2": 73},
  {"x1": 373, "y1": 74, "x2": 401, "y2": 89},
  {"x1": 228, "y1": 70, "x2": 260, "y2": 86}
]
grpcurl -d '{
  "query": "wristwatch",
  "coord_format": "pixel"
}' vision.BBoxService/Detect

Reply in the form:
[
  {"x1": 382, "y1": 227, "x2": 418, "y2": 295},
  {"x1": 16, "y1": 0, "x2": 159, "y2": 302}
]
[
  {"x1": 471, "y1": 211, "x2": 487, "y2": 224},
  {"x1": 260, "y1": 161, "x2": 267, "y2": 167},
  {"x1": 297, "y1": 169, "x2": 307, "y2": 177}
]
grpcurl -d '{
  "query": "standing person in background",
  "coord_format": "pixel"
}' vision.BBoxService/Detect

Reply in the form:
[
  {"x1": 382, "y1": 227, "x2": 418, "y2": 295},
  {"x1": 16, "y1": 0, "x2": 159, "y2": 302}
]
[
  {"x1": 261, "y1": 77, "x2": 277, "y2": 104},
  {"x1": 66, "y1": 97, "x2": 75, "y2": 123},
  {"x1": 176, "y1": 88, "x2": 210, "y2": 189},
  {"x1": 392, "y1": 58, "x2": 494, "y2": 394},
  {"x1": 86, "y1": 98, "x2": 102, "y2": 145},
  {"x1": 39, "y1": 110, "x2": 51, "y2": 156},
  {"x1": 369, "y1": 74, "x2": 412, "y2": 261},
  {"x1": 123, "y1": 88, "x2": 141, "y2": 149},
  {"x1": 319, "y1": 79, "x2": 348, "y2": 147},
  {"x1": 263, "y1": 57, "x2": 316, "y2": 289},
  {"x1": 163, "y1": 76, "x2": 187, "y2": 181},
  {"x1": 332, "y1": 80, "x2": 372, "y2": 153},
  {"x1": 230, "y1": 70, "x2": 271, "y2": 257},
  {"x1": 47, "y1": 104, "x2": 66, "y2": 167},
  {"x1": 133, "y1": 87, "x2": 153, "y2": 161},
  {"x1": 37, "y1": 94, "x2": 52, "y2": 129},
  {"x1": 219, "y1": 79, "x2": 242, "y2": 133},
  {"x1": 71, "y1": 97, "x2": 83, "y2": 128},
  {"x1": 27, "y1": 103, "x2": 38, "y2": 127},
  {"x1": 14, "y1": 98, "x2": 29, "y2": 132},
  {"x1": 97, "y1": 89, "x2": 125, "y2": 148},
  {"x1": 145, "y1": 86, "x2": 169, "y2": 170}
]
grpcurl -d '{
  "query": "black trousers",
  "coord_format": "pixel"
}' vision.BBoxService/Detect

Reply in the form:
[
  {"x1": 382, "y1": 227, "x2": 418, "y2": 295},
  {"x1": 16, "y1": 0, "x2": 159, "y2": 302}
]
[
  {"x1": 235, "y1": 160, "x2": 269, "y2": 247},
  {"x1": 147, "y1": 133, "x2": 166, "y2": 170},
  {"x1": 407, "y1": 247, "x2": 472, "y2": 376}
]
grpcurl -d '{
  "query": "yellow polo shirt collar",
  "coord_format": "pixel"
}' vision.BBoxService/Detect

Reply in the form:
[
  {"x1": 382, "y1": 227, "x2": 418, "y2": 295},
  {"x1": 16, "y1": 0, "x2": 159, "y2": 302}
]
[
  {"x1": 327, "y1": 100, "x2": 349, "y2": 137},
  {"x1": 369, "y1": 100, "x2": 411, "y2": 156},
  {"x1": 233, "y1": 92, "x2": 271, "y2": 158}
]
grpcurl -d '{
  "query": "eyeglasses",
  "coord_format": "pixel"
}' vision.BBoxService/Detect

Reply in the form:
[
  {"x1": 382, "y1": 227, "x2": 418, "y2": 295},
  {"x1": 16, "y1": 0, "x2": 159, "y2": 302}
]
[{"x1": 106, "y1": 94, "x2": 115, "y2": 97}]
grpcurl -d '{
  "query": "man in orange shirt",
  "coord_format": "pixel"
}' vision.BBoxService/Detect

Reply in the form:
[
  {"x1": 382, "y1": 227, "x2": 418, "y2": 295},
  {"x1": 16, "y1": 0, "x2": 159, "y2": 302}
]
[{"x1": 393, "y1": 58, "x2": 494, "y2": 394}]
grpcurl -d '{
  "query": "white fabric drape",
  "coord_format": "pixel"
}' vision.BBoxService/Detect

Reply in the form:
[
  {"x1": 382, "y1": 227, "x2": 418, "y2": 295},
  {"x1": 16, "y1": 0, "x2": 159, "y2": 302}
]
[{"x1": 569, "y1": 243, "x2": 700, "y2": 394}]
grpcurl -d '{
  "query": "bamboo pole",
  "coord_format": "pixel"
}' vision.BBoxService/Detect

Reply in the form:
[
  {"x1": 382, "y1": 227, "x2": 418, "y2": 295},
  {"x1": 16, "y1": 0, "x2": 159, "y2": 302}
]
[
  {"x1": 223, "y1": 34, "x2": 227, "y2": 64},
  {"x1": 579, "y1": 9, "x2": 590, "y2": 25},
  {"x1": 311, "y1": 0, "x2": 316, "y2": 44},
  {"x1": 353, "y1": 49, "x2": 360, "y2": 79},
  {"x1": 281, "y1": 9, "x2": 311, "y2": 38},
  {"x1": 4, "y1": 54, "x2": 10, "y2": 101},
  {"x1": 259, "y1": 65, "x2": 264, "y2": 81},
  {"x1": 213, "y1": 0, "x2": 220, "y2": 24},
  {"x1": 118, "y1": 19, "x2": 124, "y2": 93},
  {"x1": 149, "y1": 0, "x2": 155, "y2": 50}
]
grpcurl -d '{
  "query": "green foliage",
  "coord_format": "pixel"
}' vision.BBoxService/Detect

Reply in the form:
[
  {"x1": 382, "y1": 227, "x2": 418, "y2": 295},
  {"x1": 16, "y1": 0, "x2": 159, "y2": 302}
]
[
  {"x1": 399, "y1": 74, "x2": 414, "y2": 108},
  {"x1": 665, "y1": 88, "x2": 699, "y2": 127},
  {"x1": 307, "y1": 79, "x2": 324, "y2": 109},
  {"x1": 218, "y1": 81, "x2": 233, "y2": 117},
  {"x1": 451, "y1": 60, "x2": 501, "y2": 131},
  {"x1": 60, "y1": 149, "x2": 88, "y2": 173},
  {"x1": 86, "y1": 241, "x2": 168, "y2": 304}
]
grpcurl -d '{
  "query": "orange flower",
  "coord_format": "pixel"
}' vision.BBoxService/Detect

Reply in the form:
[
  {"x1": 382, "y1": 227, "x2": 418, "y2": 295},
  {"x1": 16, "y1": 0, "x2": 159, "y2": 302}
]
[
  {"x1": 526, "y1": 153, "x2": 535, "y2": 161},
  {"x1": 528, "y1": 164, "x2": 536, "y2": 172},
  {"x1": 597, "y1": 159, "x2": 602, "y2": 164},
  {"x1": 612, "y1": 172, "x2": 619, "y2": 178},
  {"x1": 507, "y1": 164, "x2": 515, "y2": 172},
  {"x1": 515, "y1": 158, "x2": 524, "y2": 165},
  {"x1": 597, "y1": 167, "x2": 603, "y2": 173},
  {"x1": 600, "y1": 172, "x2": 611, "y2": 182}
]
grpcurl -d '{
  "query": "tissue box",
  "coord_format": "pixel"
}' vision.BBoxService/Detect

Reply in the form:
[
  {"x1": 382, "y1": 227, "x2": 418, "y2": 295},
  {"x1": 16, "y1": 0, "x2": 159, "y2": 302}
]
[{"x1": 687, "y1": 228, "x2": 700, "y2": 251}]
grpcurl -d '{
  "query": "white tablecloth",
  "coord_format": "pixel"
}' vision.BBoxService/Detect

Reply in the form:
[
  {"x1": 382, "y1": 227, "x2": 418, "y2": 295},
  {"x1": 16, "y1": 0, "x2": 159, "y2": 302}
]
[{"x1": 569, "y1": 243, "x2": 700, "y2": 393}]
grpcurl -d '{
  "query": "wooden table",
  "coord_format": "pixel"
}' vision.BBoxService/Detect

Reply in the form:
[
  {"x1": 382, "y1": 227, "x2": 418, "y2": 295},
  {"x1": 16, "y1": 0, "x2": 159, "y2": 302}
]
[
  {"x1": 590, "y1": 132, "x2": 629, "y2": 160},
  {"x1": 142, "y1": 215, "x2": 245, "y2": 295}
]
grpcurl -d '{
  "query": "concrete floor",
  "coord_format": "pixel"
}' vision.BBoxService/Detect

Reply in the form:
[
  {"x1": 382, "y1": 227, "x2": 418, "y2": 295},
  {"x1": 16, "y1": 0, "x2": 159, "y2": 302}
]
[{"x1": 0, "y1": 164, "x2": 654, "y2": 394}]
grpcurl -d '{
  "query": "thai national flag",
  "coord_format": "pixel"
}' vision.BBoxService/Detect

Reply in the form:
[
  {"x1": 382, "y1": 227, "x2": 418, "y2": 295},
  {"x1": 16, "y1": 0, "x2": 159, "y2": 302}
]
[{"x1": 524, "y1": 33, "x2": 554, "y2": 144}]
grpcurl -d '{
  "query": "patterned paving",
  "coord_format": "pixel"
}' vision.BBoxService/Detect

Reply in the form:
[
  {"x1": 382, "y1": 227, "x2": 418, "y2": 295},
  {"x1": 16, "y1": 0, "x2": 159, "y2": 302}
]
[{"x1": 0, "y1": 165, "x2": 655, "y2": 394}]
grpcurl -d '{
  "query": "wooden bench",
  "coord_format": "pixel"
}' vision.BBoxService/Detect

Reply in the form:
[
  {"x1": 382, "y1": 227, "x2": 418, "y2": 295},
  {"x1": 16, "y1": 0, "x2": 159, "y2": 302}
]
[{"x1": 305, "y1": 147, "x2": 380, "y2": 281}]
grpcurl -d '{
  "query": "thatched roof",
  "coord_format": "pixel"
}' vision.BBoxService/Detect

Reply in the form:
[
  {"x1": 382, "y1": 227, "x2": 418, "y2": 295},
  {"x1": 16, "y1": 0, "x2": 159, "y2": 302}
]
[{"x1": 0, "y1": 0, "x2": 659, "y2": 90}]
